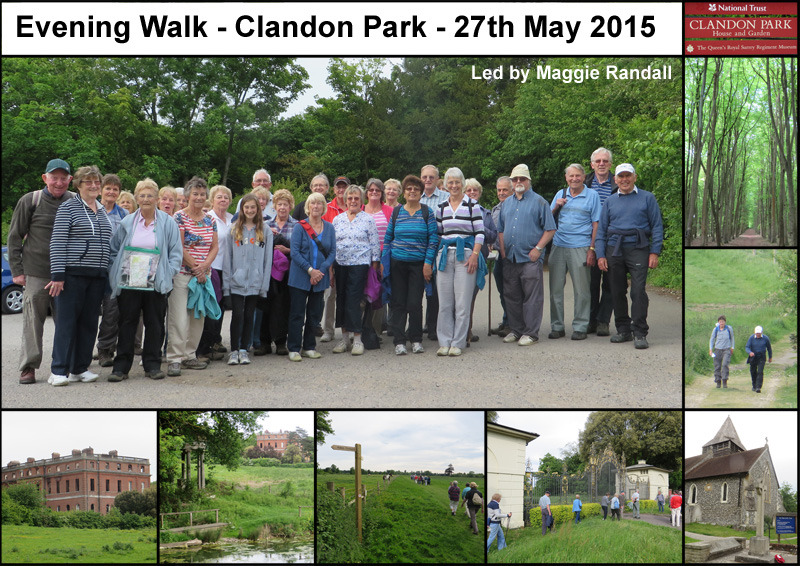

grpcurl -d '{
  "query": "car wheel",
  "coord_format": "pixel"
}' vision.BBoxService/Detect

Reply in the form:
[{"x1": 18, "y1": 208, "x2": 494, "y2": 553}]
[{"x1": 2, "y1": 285, "x2": 23, "y2": 314}]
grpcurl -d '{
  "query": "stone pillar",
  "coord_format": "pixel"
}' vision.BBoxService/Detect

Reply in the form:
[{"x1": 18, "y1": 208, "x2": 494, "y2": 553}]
[
  {"x1": 748, "y1": 484, "x2": 770, "y2": 557},
  {"x1": 197, "y1": 449, "x2": 205, "y2": 490}
]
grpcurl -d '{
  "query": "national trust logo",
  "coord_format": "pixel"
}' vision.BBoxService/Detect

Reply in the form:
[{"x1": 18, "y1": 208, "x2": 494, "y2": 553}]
[{"x1": 708, "y1": 4, "x2": 717, "y2": 11}]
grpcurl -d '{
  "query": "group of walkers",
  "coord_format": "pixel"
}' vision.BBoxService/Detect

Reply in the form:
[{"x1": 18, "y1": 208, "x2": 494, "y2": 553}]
[
  {"x1": 709, "y1": 316, "x2": 774, "y2": 392},
  {"x1": 445, "y1": 480, "x2": 484, "y2": 537},
  {"x1": 10, "y1": 149, "x2": 664, "y2": 385}
]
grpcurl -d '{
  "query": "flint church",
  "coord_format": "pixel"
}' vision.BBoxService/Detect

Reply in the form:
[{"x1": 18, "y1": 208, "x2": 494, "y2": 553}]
[{"x1": 685, "y1": 416, "x2": 784, "y2": 528}]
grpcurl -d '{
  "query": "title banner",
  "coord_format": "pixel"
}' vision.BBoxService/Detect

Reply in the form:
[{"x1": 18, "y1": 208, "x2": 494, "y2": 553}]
[{"x1": 2, "y1": 2, "x2": 682, "y2": 55}]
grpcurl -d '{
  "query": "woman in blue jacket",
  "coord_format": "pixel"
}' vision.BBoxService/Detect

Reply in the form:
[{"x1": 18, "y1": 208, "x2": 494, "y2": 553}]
[
  {"x1": 287, "y1": 192, "x2": 336, "y2": 362},
  {"x1": 222, "y1": 194, "x2": 273, "y2": 365},
  {"x1": 107, "y1": 179, "x2": 182, "y2": 381}
]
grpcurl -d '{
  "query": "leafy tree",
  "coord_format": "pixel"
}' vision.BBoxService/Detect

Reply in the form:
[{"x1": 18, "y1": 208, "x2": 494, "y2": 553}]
[
  {"x1": 780, "y1": 482, "x2": 797, "y2": 513},
  {"x1": 114, "y1": 486, "x2": 156, "y2": 517},
  {"x1": 316, "y1": 411, "x2": 335, "y2": 446},
  {"x1": 486, "y1": 411, "x2": 499, "y2": 423},
  {"x1": 282, "y1": 444, "x2": 303, "y2": 464},
  {"x1": 538, "y1": 453, "x2": 564, "y2": 473}
]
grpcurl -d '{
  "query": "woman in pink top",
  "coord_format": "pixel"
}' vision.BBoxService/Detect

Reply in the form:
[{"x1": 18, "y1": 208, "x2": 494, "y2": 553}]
[{"x1": 363, "y1": 178, "x2": 393, "y2": 338}]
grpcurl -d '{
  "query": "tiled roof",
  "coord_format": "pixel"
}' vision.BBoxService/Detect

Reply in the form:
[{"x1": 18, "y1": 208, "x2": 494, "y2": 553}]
[{"x1": 685, "y1": 447, "x2": 766, "y2": 480}]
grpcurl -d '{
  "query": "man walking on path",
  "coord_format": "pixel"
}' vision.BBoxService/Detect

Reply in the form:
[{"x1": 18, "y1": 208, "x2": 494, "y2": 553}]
[
  {"x1": 631, "y1": 489, "x2": 640, "y2": 519},
  {"x1": 539, "y1": 489, "x2": 552, "y2": 535},
  {"x1": 745, "y1": 326, "x2": 772, "y2": 393},
  {"x1": 670, "y1": 490, "x2": 682, "y2": 527},
  {"x1": 8, "y1": 158, "x2": 75, "y2": 384},
  {"x1": 710, "y1": 315, "x2": 735, "y2": 388}
]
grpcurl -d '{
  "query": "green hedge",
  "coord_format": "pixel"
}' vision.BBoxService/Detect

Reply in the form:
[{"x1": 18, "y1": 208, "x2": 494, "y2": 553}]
[{"x1": 528, "y1": 503, "x2": 602, "y2": 529}]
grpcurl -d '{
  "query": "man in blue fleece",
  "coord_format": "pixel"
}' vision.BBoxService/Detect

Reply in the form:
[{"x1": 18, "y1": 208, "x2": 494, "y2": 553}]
[
  {"x1": 745, "y1": 325, "x2": 772, "y2": 393},
  {"x1": 596, "y1": 164, "x2": 663, "y2": 350}
]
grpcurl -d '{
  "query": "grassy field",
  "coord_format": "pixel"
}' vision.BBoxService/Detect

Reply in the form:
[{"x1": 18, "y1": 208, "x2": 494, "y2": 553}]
[
  {"x1": 489, "y1": 516, "x2": 681, "y2": 563},
  {"x1": 160, "y1": 464, "x2": 313, "y2": 541},
  {"x1": 317, "y1": 474, "x2": 484, "y2": 563},
  {"x1": 684, "y1": 249, "x2": 797, "y2": 407},
  {"x1": 685, "y1": 536, "x2": 701, "y2": 543},
  {"x1": 2, "y1": 524, "x2": 156, "y2": 563},
  {"x1": 685, "y1": 522, "x2": 798, "y2": 543}
]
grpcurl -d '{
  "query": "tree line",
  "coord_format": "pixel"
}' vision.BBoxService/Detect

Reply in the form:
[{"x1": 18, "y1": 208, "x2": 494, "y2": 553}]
[
  {"x1": 2, "y1": 56, "x2": 682, "y2": 288},
  {"x1": 684, "y1": 57, "x2": 797, "y2": 246}
]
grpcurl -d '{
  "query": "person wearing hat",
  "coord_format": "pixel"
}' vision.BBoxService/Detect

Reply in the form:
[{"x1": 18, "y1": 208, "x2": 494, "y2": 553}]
[
  {"x1": 7, "y1": 158, "x2": 76, "y2": 384},
  {"x1": 419, "y1": 165, "x2": 449, "y2": 341},
  {"x1": 745, "y1": 325, "x2": 772, "y2": 393},
  {"x1": 584, "y1": 148, "x2": 617, "y2": 336},
  {"x1": 596, "y1": 163, "x2": 663, "y2": 349},
  {"x1": 497, "y1": 164, "x2": 556, "y2": 347},
  {"x1": 538, "y1": 489, "x2": 552, "y2": 535},
  {"x1": 319, "y1": 175, "x2": 352, "y2": 343}
]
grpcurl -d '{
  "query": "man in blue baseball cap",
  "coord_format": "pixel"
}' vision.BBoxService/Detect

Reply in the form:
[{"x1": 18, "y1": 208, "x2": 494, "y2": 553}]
[{"x1": 8, "y1": 159, "x2": 75, "y2": 384}]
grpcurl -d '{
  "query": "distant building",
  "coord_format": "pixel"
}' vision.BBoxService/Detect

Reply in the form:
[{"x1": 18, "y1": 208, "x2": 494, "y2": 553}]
[
  {"x1": 685, "y1": 416, "x2": 784, "y2": 528},
  {"x1": 487, "y1": 422, "x2": 539, "y2": 529},
  {"x1": 256, "y1": 430, "x2": 290, "y2": 456},
  {"x1": 2, "y1": 447, "x2": 151, "y2": 515},
  {"x1": 625, "y1": 460, "x2": 671, "y2": 500}
]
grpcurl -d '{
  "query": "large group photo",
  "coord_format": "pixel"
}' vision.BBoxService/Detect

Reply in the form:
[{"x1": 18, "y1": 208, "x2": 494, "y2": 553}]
[{"x1": 1, "y1": 56, "x2": 683, "y2": 409}]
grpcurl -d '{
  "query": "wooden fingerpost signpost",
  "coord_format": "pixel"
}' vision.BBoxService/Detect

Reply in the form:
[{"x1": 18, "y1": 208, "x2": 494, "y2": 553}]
[{"x1": 332, "y1": 443, "x2": 363, "y2": 542}]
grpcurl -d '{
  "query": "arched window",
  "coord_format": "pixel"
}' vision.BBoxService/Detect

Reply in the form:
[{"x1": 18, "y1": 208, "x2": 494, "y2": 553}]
[
  {"x1": 76, "y1": 504, "x2": 80, "y2": 510},
  {"x1": 721, "y1": 482, "x2": 728, "y2": 502},
  {"x1": 91, "y1": 504, "x2": 94, "y2": 511},
  {"x1": 690, "y1": 484, "x2": 697, "y2": 504},
  {"x1": 66, "y1": 505, "x2": 70, "y2": 511}
]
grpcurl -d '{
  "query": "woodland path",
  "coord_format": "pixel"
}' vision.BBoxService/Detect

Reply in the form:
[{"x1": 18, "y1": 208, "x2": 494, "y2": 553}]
[{"x1": 689, "y1": 229, "x2": 774, "y2": 247}]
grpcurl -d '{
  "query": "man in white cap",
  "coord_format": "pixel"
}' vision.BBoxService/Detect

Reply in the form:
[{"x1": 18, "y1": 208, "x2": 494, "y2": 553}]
[
  {"x1": 745, "y1": 325, "x2": 772, "y2": 393},
  {"x1": 496, "y1": 164, "x2": 556, "y2": 346},
  {"x1": 7, "y1": 158, "x2": 76, "y2": 384},
  {"x1": 596, "y1": 163, "x2": 663, "y2": 349}
]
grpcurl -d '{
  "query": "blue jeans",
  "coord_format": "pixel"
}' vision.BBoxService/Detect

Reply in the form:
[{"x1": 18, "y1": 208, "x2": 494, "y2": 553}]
[
  {"x1": 487, "y1": 521, "x2": 506, "y2": 550},
  {"x1": 574, "y1": 511, "x2": 581, "y2": 524},
  {"x1": 658, "y1": 501, "x2": 664, "y2": 512},
  {"x1": 287, "y1": 286, "x2": 324, "y2": 352}
]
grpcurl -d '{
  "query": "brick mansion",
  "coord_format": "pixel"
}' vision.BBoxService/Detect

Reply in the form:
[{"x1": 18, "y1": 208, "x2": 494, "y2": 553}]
[
  {"x1": 256, "y1": 430, "x2": 291, "y2": 456},
  {"x1": 2, "y1": 447, "x2": 151, "y2": 515}
]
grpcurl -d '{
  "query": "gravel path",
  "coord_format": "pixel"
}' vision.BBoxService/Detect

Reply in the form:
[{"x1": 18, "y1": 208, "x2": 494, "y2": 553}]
[{"x1": 2, "y1": 276, "x2": 682, "y2": 409}]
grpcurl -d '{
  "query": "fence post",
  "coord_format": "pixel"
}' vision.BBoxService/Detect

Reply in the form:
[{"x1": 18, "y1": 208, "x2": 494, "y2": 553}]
[
  {"x1": 341, "y1": 487, "x2": 346, "y2": 501},
  {"x1": 327, "y1": 482, "x2": 335, "y2": 493},
  {"x1": 215, "y1": 509, "x2": 219, "y2": 523}
]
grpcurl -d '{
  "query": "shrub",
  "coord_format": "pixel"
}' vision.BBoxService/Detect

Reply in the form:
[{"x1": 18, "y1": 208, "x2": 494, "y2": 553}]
[
  {"x1": 279, "y1": 481, "x2": 296, "y2": 498},
  {"x1": 528, "y1": 502, "x2": 602, "y2": 529}
]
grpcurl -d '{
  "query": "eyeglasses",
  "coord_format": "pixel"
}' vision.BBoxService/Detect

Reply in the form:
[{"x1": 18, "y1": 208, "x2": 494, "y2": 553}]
[
  {"x1": 593, "y1": 159, "x2": 610, "y2": 164},
  {"x1": 404, "y1": 187, "x2": 421, "y2": 193},
  {"x1": 253, "y1": 179, "x2": 271, "y2": 185},
  {"x1": 81, "y1": 180, "x2": 102, "y2": 186},
  {"x1": 511, "y1": 177, "x2": 528, "y2": 183},
  {"x1": 367, "y1": 188, "x2": 382, "y2": 194}
]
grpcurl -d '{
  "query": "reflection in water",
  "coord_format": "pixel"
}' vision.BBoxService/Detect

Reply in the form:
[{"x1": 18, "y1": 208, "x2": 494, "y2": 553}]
[{"x1": 161, "y1": 540, "x2": 313, "y2": 563}]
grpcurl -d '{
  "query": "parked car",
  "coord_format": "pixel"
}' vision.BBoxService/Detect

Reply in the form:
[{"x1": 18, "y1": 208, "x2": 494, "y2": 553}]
[{"x1": 2, "y1": 246, "x2": 24, "y2": 314}]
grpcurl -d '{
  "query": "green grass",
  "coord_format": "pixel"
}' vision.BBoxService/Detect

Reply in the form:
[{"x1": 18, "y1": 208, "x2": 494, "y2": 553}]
[
  {"x1": 2, "y1": 524, "x2": 156, "y2": 563},
  {"x1": 317, "y1": 474, "x2": 484, "y2": 563},
  {"x1": 160, "y1": 465, "x2": 313, "y2": 541},
  {"x1": 684, "y1": 523, "x2": 755, "y2": 538},
  {"x1": 684, "y1": 249, "x2": 782, "y2": 306},
  {"x1": 489, "y1": 516, "x2": 681, "y2": 563},
  {"x1": 685, "y1": 536, "x2": 702, "y2": 543}
]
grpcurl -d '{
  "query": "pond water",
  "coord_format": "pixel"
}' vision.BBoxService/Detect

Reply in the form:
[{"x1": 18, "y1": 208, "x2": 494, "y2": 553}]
[{"x1": 160, "y1": 539, "x2": 313, "y2": 563}]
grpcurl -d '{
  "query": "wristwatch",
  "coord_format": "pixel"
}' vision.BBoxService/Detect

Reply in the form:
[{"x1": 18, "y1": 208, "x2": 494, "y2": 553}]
[
  {"x1": 534, "y1": 246, "x2": 543, "y2": 252},
  {"x1": 307, "y1": 267, "x2": 313, "y2": 275}
]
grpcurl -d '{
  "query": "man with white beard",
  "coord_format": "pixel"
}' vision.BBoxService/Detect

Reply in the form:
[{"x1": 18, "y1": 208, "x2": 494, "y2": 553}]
[{"x1": 496, "y1": 164, "x2": 556, "y2": 346}]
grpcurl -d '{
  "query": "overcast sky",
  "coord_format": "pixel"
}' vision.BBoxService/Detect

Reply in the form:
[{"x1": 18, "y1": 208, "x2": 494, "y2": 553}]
[
  {"x1": 495, "y1": 411, "x2": 592, "y2": 471},
  {"x1": 318, "y1": 411, "x2": 484, "y2": 474},
  {"x1": 2, "y1": 411, "x2": 157, "y2": 479},
  {"x1": 686, "y1": 411, "x2": 797, "y2": 491},
  {"x1": 255, "y1": 411, "x2": 313, "y2": 436}
]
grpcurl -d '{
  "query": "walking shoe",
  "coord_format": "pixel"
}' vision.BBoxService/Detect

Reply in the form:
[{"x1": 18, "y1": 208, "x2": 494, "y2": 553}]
[
  {"x1": 518, "y1": 335, "x2": 537, "y2": 346},
  {"x1": 301, "y1": 349, "x2": 321, "y2": 359},
  {"x1": 181, "y1": 358, "x2": 208, "y2": 370},
  {"x1": 196, "y1": 354, "x2": 210, "y2": 363},
  {"x1": 332, "y1": 340, "x2": 349, "y2": 353},
  {"x1": 107, "y1": 371, "x2": 127, "y2": 383},
  {"x1": 587, "y1": 322, "x2": 598, "y2": 334},
  {"x1": 722, "y1": 380, "x2": 727, "y2": 388},
  {"x1": 395, "y1": 344, "x2": 408, "y2": 355},
  {"x1": 212, "y1": 342, "x2": 227, "y2": 353},
  {"x1": 228, "y1": 351, "x2": 240, "y2": 365},
  {"x1": 288, "y1": 352, "x2": 302, "y2": 362},
  {"x1": 610, "y1": 333, "x2": 633, "y2": 343},
  {"x1": 167, "y1": 363, "x2": 182, "y2": 376},
  {"x1": 571, "y1": 332, "x2": 587, "y2": 340},
  {"x1": 448, "y1": 347, "x2": 462, "y2": 356},
  {"x1": 275, "y1": 345, "x2": 289, "y2": 356},
  {"x1": 492, "y1": 323, "x2": 509, "y2": 336},
  {"x1": 470, "y1": 335, "x2": 479, "y2": 342},
  {"x1": 634, "y1": 336, "x2": 649, "y2": 349},
  {"x1": 69, "y1": 370, "x2": 99, "y2": 383},
  {"x1": 320, "y1": 332, "x2": 334, "y2": 343},
  {"x1": 48, "y1": 373, "x2": 69, "y2": 386},
  {"x1": 756, "y1": 388, "x2": 761, "y2": 393},
  {"x1": 208, "y1": 350, "x2": 225, "y2": 361},
  {"x1": 314, "y1": 325, "x2": 324, "y2": 337},
  {"x1": 254, "y1": 343, "x2": 271, "y2": 355},
  {"x1": 436, "y1": 347, "x2": 449, "y2": 356},
  {"x1": 503, "y1": 333, "x2": 520, "y2": 343},
  {"x1": 596, "y1": 322, "x2": 610, "y2": 336},
  {"x1": 98, "y1": 349, "x2": 114, "y2": 367},
  {"x1": 238, "y1": 350, "x2": 251, "y2": 365},
  {"x1": 19, "y1": 368, "x2": 35, "y2": 385},
  {"x1": 145, "y1": 369, "x2": 165, "y2": 380},
  {"x1": 716, "y1": 381, "x2": 721, "y2": 388},
  {"x1": 412, "y1": 342, "x2": 424, "y2": 354},
  {"x1": 351, "y1": 342, "x2": 364, "y2": 355},
  {"x1": 548, "y1": 330, "x2": 565, "y2": 339}
]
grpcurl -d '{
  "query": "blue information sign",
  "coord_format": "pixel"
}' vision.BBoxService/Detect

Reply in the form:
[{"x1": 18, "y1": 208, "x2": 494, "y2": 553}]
[{"x1": 776, "y1": 515, "x2": 796, "y2": 534}]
